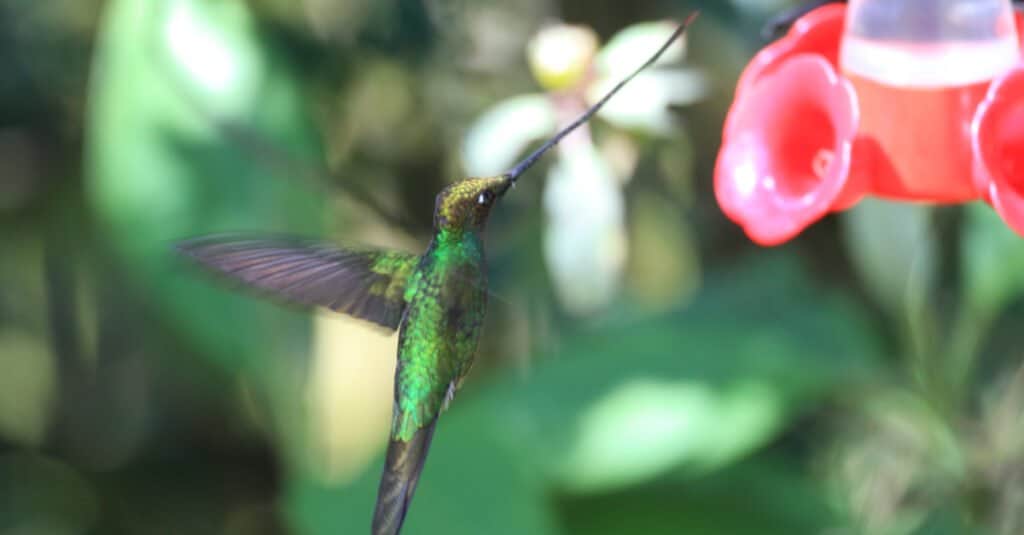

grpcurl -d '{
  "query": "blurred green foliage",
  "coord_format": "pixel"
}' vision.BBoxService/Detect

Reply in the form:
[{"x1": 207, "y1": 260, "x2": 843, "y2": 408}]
[{"x1": 2, "y1": 0, "x2": 1024, "y2": 534}]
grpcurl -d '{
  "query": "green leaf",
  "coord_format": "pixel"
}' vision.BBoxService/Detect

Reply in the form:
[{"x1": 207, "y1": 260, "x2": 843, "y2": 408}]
[
  {"x1": 559, "y1": 457, "x2": 844, "y2": 535},
  {"x1": 962, "y1": 202, "x2": 1024, "y2": 315},
  {"x1": 481, "y1": 254, "x2": 880, "y2": 494},
  {"x1": 841, "y1": 198, "x2": 936, "y2": 318},
  {"x1": 84, "y1": 0, "x2": 327, "y2": 484},
  {"x1": 555, "y1": 377, "x2": 781, "y2": 491},
  {"x1": 85, "y1": 0, "x2": 324, "y2": 374}
]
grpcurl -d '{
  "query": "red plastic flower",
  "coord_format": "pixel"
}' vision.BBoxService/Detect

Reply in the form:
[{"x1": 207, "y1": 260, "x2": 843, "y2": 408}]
[
  {"x1": 733, "y1": 4, "x2": 845, "y2": 112},
  {"x1": 718, "y1": 2, "x2": 1024, "y2": 245},
  {"x1": 716, "y1": 55, "x2": 857, "y2": 246},
  {"x1": 974, "y1": 65, "x2": 1024, "y2": 235}
]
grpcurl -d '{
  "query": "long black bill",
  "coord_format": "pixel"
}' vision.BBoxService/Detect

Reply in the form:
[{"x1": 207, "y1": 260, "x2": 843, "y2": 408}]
[{"x1": 502, "y1": 11, "x2": 700, "y2": 184}]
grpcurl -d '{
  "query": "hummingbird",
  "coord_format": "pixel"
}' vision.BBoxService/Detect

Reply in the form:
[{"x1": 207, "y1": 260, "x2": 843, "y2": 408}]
[{"x1": 177, "y1": 13, "x2": 696, "y2": 535}]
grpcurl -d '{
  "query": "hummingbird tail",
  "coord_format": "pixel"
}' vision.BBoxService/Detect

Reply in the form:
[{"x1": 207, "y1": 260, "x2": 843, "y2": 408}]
[{"x1": 371, "y1": 420, "x2": 438, "y2": 535}]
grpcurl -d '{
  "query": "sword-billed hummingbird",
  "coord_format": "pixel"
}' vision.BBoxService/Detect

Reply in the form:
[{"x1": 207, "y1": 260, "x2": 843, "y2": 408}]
[{"x1": 177, "y1": 13, "x2": 696, "y2": 534}]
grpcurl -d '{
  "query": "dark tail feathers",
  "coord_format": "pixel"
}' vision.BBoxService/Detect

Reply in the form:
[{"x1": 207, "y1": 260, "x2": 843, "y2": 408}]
[{"x1": 371, "y1": 420, "x2": 437, "y2": 535}]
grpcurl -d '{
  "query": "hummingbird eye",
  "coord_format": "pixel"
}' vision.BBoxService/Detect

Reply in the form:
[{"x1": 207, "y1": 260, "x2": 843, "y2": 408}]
[{"x1": 477, "y1": 191, "x2": 494, "y2": 206}]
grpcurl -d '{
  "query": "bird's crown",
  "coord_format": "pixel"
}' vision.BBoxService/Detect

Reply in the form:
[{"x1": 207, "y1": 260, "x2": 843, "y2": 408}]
[{"x1": 433, "y1": 175, "x2": 511, "y2": 233}]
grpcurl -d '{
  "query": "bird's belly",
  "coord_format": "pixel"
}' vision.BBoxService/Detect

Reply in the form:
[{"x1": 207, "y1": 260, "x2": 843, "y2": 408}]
[{"x1": 390, "y1": 264, "x2": 486, "y2": 439}]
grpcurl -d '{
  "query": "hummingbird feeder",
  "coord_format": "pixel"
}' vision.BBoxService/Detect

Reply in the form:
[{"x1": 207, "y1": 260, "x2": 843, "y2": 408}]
[{"x1": 715, "y1": 0, "x2": 1024, "y2": 245}]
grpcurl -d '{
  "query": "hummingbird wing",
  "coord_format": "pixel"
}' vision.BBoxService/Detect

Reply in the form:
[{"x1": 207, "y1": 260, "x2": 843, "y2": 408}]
[{"x1": 176, "y1": 235, "x2": 418, "y2": 330}]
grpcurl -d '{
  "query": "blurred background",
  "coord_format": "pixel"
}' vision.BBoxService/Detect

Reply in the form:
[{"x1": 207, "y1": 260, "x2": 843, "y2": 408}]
[{"x1": 2, "y1": 0, "x2": 1024, "y2": 533}]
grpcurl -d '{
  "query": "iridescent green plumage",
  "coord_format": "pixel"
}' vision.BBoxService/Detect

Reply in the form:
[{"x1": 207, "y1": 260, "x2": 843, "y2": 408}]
[{"x1": 394, "y1": 229, "x2": 486, "y2": 440}]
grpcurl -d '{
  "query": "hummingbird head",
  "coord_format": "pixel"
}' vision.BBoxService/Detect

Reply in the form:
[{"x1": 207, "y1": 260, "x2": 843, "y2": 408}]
[{"x1": 433, "y1": 175, "x2": 512, "y2": 232}]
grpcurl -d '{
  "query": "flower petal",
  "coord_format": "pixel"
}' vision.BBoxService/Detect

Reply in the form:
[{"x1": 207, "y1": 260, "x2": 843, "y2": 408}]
[
  {"x1": 735, "y1": 3, "x2": 845, "y2": 102},
  {"x1": 716, "y1": 55, "x2": 859, "y2": 246},
  {"x1": 973, "y1": 65, "x2": 1024, "y2": 236},
  {"x1": 727, "y1": 3, "x2": 846, "y2": 139}
]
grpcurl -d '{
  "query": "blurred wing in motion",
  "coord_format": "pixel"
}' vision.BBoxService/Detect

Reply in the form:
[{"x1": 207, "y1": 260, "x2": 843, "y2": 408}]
[{"x1": 177, "y1": 235, "x2": 419, "y2": 330}]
